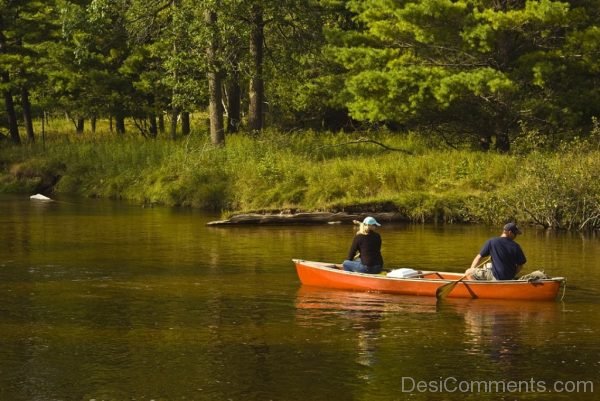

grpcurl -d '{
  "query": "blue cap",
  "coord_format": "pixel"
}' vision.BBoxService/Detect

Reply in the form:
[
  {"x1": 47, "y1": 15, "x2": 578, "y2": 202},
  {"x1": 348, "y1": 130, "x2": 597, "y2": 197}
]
[
  {"x1": 363, "y1": 216, "x2": 381, "y2": 226},
  {"x1": 503, "y1": 222, "x2": 521, "y2": 234}
]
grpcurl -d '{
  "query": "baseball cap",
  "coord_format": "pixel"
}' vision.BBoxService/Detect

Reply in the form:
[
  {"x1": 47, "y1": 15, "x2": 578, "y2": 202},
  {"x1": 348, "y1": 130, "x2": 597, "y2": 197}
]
[
  {"x1": 503, "y1": 222, "x2": 522, "y2": 234},
  {"x1": 363, "y1": 216, "x2": 381, "y2": 226}
]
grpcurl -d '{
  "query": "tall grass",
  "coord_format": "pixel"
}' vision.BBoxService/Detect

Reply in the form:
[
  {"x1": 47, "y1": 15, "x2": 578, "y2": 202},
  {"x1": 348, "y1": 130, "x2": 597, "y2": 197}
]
[{"x1": 1, "y1": 126, "x2": 599, "y2": 230}]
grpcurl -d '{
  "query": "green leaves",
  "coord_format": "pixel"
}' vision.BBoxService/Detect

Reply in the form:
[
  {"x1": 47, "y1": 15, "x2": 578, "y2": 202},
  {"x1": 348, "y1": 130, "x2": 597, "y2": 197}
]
[
  {"x1": 342, "y1": 63, "x2": 515, "y2": 122},
  {"x1": 328, "y1": 0, "x2": 600, "y2": 150}
]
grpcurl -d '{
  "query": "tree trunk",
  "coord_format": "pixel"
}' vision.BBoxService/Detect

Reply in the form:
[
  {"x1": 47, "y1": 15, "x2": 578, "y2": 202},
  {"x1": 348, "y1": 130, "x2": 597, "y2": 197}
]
[
  {"x1": 205, "y1": 8, "x2": 224, "y2": 145},
  {"x1": 21, "y1": 87, "x2": 35, "y2": 142},
  {"x1": 248, "y1": 4, "x2": 264, "y2": 132},
  {"x1": 170, "y1": 108, "x2": 178, "y2": 139},
  {"x1": 158, "y1": 113, "x2": 165, "y2": 134},
  {"x1": 169, "y1": 0, "x2": 181, "y2": 141},
  {"x1": 181, "y1": 111, "x2": 190, "y2": 135},
  {"x1": 226, "y1": 73, "x2": 241, "y2": 133},
  {"x1": 149, "y1": 114, "x2": 158, "y2": 138},
  {"x1": 0, "y1": 21, "x2": 20, "y2": 144},
  {"x1": 491, "y1": 117, "x2": 510, "y2": 152},
  {"x1": 115, "y1": 114, "x2": 125, "y2": 135},
  {"x1": 76, "y1": 118, "x2": 84, "y2": 134},
  {"x1": 91, "y1": 116, "x2": 97, "y2": 134},
  {"x1": 495, "y1": 132, "x2": 510, "y2": 152},
  {"x1": 2, "y1": 78, "x2": 20, "y2": 144},
  {"x1": 41, "y1": 111, "x2": 46, "y2": 147},
  {"x1": 479, "y1": 135, "x2": 491, "y2": 151}
]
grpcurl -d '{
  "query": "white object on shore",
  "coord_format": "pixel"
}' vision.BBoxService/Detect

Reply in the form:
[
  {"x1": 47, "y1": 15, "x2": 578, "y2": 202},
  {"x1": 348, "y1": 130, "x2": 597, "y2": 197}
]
[{"x1": 30, "y1": 193, "x2": 52, "y2": 201}]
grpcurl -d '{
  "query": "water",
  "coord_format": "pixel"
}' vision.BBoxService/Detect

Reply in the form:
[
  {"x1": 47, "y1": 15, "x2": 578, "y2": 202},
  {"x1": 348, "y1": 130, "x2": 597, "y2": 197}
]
[{"x1": 1, "y1": 194, "x2": 599, "y2": 400}]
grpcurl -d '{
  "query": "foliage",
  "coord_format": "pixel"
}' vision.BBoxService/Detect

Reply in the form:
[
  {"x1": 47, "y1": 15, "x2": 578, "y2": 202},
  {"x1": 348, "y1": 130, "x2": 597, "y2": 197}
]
[
  {"x1": 3, "y1": 0, "x2": 600, "y2": 144},
  {"x1": 2, "y1": 1, "x2": 600, "y2": 232},
  {"x1": 326, "y1": 0, "x2": 600, "y2": 150},
  {"x1": 512, "y1": 143, "x2": 600, "y2": 230},
  {"x1": 44, "y1": 0, "x2": 132, "y2": 122},
  {"x1": 2, "y1": 127, "x2": 598, "y2": 230},
  {"x1": 471, "y1": 134, "x2": 600, "y2": 230}
]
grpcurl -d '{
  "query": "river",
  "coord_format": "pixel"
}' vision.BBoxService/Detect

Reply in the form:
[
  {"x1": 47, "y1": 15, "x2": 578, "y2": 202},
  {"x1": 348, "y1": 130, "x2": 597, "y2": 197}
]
[{"x1": 0, "y1": 194, "x2": 598, "y2": 400}]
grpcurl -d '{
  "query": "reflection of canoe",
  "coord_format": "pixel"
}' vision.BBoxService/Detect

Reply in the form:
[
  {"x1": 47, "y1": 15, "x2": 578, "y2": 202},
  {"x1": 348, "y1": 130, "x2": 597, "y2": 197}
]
[
  {"x1": 295, "y1": 285, "x2": 438, "y2": 314},
  {"x1": 293, "y1": 259, "x2": 566, "y2": 301}
]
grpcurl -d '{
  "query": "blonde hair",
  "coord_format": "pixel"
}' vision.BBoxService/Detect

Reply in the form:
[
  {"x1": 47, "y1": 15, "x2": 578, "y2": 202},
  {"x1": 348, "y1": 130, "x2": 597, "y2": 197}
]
[{"x1": 353, "y1": 220, "x2": 371, "y2": 235}]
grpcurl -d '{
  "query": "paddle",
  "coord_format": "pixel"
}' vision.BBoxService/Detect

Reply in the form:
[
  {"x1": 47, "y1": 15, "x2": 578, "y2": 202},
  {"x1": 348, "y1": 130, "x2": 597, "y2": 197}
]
[{"x1": 435, "y1": 257, "x2": 490, "y2": 300}]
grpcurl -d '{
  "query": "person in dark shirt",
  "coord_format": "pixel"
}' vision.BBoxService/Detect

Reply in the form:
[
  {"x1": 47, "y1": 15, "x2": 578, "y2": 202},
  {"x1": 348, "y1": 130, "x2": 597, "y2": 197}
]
[
  {"x1": 342, "y1": 216, "x2": 384, "y2": 274},
  {"x1": 466, "y1": 222, "x2": 527, "y2": 280}
]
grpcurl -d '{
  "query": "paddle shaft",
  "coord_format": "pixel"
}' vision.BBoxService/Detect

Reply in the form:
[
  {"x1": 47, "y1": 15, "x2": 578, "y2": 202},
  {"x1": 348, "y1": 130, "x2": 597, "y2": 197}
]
[
  {"x1": 435, "y1": 257, "x2": 491, "y2": 300},
  {"x1": 435, "y1": 275, "x2": 467, "y2": 300}
]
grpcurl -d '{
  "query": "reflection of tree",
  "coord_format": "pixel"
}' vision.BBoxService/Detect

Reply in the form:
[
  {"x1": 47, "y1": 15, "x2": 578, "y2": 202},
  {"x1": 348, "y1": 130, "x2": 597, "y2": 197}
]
[
  {"x1": 295, "y1": 287, "x2": 440, "y2": 382},
  {"x1": 446, "y1": 300, "x2": 561, "y2": 370},
  {"x1": 354, "y1": 311, "x2": 383, "y2": 382},
  {"x1": 463, "y1": 307, "x2": 521, "y2": 367},
  {"x1": 355, "y1": 313, "x2": 381, "y2": 368},
  {"x1": 295, "y1": 287, "x2": 386, "y2": 384}
]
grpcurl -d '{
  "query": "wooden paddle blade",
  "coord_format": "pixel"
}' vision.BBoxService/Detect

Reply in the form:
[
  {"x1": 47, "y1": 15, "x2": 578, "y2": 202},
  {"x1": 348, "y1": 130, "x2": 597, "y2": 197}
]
[{"x1": 436, "y1": 275, "x2": 466, "y2": 300}]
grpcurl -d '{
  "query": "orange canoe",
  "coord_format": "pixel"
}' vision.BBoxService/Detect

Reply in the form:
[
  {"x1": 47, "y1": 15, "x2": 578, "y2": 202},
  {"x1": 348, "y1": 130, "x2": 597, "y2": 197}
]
[{"x1": 293, "y1": 259, "x2": 566, "y2": 301}]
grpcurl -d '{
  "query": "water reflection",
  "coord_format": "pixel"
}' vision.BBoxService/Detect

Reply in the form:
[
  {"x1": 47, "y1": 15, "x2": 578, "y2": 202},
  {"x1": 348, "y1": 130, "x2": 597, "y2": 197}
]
[
  {"x1": 294, "y1": 286, "x2": 439, "y2": 316},
  {"x1": 294, "y1": 287, "x2": 440, "y2": 376},
  {"x1": 295, "y1": 286, "x2": 566, "y2": 382},
  {"x1": 438, "y1": 299, "x2": 562, "y2": 370},
  {"x1": 294, "y1": 283, "x2": 596, "y2": 401},
  {"x1": 295, "y1": 287, "x2": 385, "y2": 371}
]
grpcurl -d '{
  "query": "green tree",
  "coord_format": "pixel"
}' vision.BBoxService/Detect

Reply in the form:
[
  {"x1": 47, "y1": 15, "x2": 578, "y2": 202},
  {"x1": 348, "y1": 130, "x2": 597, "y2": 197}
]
[
  {"x1": 126, "y1": 0, "x2": 213, "y2": 139},
  {"x1": 1, "y1": 0, "x2": 59, "y2": 144},
  {"x1": 265, "y1": 0, "x2": 355, "y2": 130},
  {"x1": 232, "y1": 0, "x2": 333, "y2": 131},
  {"x1": 45, "y1": 0, "x2": 134, "y2": 135},
  {"x1": 124, "y1": 0, "x2": 176, "y2": 137},
  {"x1": 0, "y1": 10, "x2": 20, "y2": 144},
  {"x1": 247, "y1": 2, "x2": 264, "y2": 131},
  {"x1": 330, "y1": 0, "x2": 600, "y2": 151},
  {"x1": 205, "y1": 6, "x2": 225, "y2": 145}
]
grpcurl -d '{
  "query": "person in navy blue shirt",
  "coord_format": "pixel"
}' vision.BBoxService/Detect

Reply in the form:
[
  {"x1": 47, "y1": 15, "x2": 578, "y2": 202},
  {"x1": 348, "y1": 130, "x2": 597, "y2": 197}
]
[
  {"x1": 342, "y1": 216, "x2": 384, "y2": 274},
  {"x1": 466, "y1": 222, "x2": 527, "y2": 280}
]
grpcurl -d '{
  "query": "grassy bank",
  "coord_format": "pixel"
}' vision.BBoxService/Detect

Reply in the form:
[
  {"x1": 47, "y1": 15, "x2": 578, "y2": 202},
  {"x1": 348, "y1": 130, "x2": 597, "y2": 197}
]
[{"x1": 1, "y1": 128, "x2": 599, "y2": 230}]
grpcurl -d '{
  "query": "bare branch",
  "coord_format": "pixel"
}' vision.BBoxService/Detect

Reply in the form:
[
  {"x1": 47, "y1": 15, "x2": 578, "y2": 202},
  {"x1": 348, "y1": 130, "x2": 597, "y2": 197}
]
[{"x1": 322, "y1": 137, "x2": 413, "y2": 154}]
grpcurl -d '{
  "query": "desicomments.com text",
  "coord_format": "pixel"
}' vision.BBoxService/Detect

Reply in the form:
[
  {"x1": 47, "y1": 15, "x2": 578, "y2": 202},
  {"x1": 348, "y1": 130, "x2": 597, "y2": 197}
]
[{"x1": 401, "y1": 376, "x2": 594, "y2": 394}]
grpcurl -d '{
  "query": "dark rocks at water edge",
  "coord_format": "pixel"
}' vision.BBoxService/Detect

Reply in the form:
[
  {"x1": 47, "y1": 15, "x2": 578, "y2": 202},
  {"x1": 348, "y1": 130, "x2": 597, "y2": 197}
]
[{"x1": 206, "y1": 211, "x2": 406, "y2": 225}]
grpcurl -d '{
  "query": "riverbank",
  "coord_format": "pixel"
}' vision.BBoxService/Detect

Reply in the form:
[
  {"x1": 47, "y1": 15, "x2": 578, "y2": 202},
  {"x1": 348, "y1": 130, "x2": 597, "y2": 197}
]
[{"x1": 1, "y1": 130, "x2": 599, "y2": 230}]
